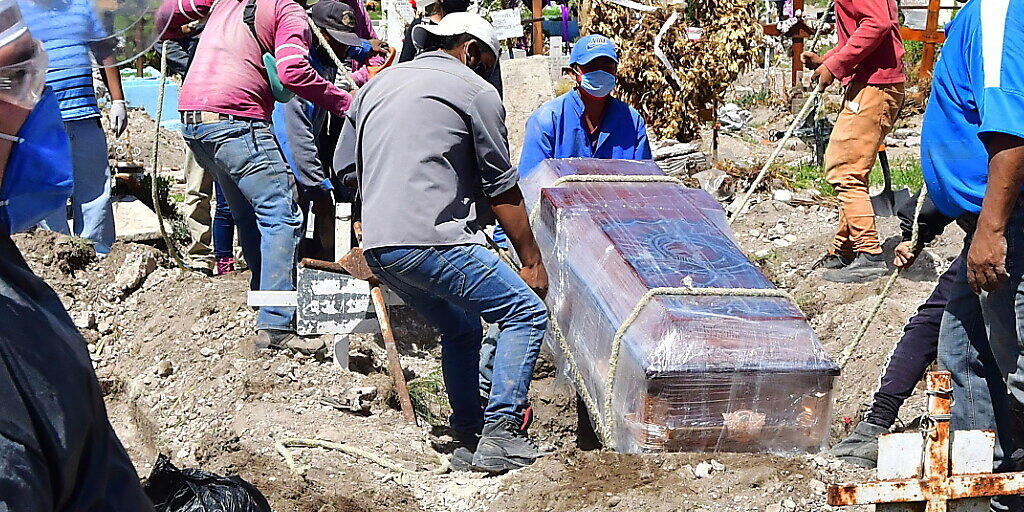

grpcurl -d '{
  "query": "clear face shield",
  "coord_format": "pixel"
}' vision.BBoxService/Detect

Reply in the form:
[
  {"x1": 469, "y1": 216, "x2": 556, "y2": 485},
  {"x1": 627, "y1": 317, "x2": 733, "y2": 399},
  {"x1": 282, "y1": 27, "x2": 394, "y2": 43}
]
[
  {"x1": 0, "y1": 31, "x2": 47, "y2": 110},
  {"x1": 12, "y1": 0, "x2": 170, "y2": 71}
]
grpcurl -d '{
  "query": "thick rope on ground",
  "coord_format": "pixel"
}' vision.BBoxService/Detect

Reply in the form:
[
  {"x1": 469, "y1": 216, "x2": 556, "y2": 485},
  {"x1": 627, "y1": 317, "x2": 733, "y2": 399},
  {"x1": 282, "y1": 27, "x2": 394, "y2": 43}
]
[
  {"x1": 274, "y1": 437, "x2": 450, "y2": 477},
  {"x1": 836, "y1": 189, "x2": 929, "y2": 369}
]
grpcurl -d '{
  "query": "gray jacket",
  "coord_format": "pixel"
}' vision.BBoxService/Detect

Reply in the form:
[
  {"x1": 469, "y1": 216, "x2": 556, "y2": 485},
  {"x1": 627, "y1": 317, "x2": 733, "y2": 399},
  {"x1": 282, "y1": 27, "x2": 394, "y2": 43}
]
[{"x1": 335, "y1": 51, "x2": 516, "y2": 250}]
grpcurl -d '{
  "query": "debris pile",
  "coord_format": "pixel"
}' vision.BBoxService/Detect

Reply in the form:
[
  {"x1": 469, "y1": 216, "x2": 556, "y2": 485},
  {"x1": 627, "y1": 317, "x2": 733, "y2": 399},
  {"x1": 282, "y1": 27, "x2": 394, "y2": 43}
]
[{"x1": 581, "y1": 0, "x2": 760, "y2": 141}]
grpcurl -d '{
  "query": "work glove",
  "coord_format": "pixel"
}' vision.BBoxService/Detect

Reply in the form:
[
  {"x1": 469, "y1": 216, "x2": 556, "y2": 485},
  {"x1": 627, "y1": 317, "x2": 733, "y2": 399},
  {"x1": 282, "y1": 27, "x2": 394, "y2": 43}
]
[{"x1": 109, "y1": 99, "x2": 128, "y2": 137}]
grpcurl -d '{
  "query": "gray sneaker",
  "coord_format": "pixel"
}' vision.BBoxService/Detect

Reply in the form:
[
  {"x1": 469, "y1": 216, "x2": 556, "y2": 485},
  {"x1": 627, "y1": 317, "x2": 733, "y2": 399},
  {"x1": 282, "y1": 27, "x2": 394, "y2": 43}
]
[
  {"x1": 830, "y1": 421, "x2": 888, "y2": 468},
  {"x1": 472, "y1": 418, "x2": 544, "y2": 473},
  {"x1": 812, "y1": 252, "x2": 854, "y2": 270},
  {"x1": 255, "y1": 329, "x2": 325, "y2": 356},
  {"x1": 822, "y1": 252, "x2": 889, "y2": 283}
]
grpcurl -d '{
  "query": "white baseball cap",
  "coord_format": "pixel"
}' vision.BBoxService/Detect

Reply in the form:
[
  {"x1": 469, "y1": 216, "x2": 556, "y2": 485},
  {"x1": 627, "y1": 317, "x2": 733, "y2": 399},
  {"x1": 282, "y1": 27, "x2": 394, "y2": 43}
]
[{"x1": 412, "y1": 12, "x2": 500, "y2": 57}]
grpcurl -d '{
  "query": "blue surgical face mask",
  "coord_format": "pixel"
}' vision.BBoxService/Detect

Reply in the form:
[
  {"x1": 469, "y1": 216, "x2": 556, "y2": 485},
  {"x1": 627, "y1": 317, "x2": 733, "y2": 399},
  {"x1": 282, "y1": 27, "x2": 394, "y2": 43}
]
[
  {"x1": 0, "y1": 87, "x2": 73, "y2": 235},
  {"x1": 578, "y1": 69, "x2": 617, "y2": 98}
]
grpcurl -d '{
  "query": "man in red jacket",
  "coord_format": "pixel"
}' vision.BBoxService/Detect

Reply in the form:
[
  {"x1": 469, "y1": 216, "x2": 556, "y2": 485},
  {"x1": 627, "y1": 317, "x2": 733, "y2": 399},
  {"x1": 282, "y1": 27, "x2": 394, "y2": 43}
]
[{"x1": 802, "y1": 0, "x2": 905, "y2": 283}]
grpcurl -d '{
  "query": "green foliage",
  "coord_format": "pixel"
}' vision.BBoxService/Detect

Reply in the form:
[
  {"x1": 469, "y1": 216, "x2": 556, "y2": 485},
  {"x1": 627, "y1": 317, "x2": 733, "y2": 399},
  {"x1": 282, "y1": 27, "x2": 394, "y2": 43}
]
[
  {"x1": 407, "y1": 369, "x2": 450, "y2": 427},
  {"x1": 904, "y1": 40, "x2": 924, "y2": 67},
  {"x1": 736, "y1": 89, "x2": 772, "y2": 110},
  {"x1": 785, "y1": 163, "x2": 836, "y2": 196},
  {"x1": 784, "y1": 155, "x2": 924, "y2": 196}
]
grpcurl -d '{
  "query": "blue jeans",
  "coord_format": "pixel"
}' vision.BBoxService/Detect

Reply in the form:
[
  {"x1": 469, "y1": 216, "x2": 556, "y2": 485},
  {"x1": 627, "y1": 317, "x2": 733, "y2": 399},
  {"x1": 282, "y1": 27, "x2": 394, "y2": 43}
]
[
  {"x1": 183, "y1": 119, "x2": 302, "y2": 331},
  {"x1": 39, "y1": 118, "x2": 115, "y2": 254},
  {"x1": 364, "y1": 244, "x2": 548, "y2": 438},
  {"x1": 212, "y1": 183, "x2": 235, "y2": 260},
  {"x1": 938, "y1": 214, "x2": 1024, "y2": 512}
]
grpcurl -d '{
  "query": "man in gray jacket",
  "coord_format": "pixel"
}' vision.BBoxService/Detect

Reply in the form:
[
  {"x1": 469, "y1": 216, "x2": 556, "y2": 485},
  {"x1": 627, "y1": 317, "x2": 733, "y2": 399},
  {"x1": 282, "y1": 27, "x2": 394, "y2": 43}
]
[{"x1": 336, "y1": 13, "x2": 549, "y2": 473}]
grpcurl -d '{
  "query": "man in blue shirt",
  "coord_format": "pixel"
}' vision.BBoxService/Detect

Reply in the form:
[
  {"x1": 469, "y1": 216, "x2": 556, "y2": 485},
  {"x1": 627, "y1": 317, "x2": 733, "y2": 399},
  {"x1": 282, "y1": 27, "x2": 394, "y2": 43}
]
[
  {"x1": 922, "y1": 1, "x2": 1024, "y2": 507},
  {"x1": 518, "y1": 34, "x2": 652, "y2": 179},
  {"x1": 20, "y1": 0, "x2": 129, "y2": 255}
]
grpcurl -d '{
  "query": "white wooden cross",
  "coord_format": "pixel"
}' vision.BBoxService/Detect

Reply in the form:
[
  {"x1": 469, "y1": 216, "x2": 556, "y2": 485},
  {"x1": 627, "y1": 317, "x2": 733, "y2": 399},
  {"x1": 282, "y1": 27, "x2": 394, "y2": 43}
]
[{"x1": 829, "y1": 371, "x2": 1024, "y2": 512}]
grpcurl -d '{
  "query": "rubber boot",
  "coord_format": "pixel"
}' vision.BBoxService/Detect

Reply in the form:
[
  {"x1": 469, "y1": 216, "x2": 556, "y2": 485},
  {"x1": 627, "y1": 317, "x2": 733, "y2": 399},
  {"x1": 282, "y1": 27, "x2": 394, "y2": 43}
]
[{"x1": 830, "y1": 421, "x2": 888, "y2": 468}]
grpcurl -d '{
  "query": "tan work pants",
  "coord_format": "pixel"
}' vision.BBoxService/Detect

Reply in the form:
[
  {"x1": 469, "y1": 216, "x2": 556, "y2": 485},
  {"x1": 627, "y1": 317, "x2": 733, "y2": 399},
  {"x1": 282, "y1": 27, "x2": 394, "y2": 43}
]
[
  {"x1": 181, "y1": 144, "x2": 215, "y2": 266},
  {"x1": 824, "y1": 81, "x2": 905, "y2": 256}
]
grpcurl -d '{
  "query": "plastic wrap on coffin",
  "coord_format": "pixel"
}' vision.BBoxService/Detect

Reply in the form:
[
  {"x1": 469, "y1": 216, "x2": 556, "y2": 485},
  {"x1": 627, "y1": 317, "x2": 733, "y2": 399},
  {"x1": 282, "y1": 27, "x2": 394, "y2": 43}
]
[{"x1": 524, "y1": 158, "x2": 838, "y2": 454}]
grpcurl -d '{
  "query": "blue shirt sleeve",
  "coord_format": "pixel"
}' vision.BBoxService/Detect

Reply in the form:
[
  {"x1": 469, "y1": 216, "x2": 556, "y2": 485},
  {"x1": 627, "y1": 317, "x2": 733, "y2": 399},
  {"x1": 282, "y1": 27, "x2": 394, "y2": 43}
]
[
  {"x1": 977, "y1": 6, "x2": 1024, "y2": 142},
  {"x1": 635, "y1": 114, "x2": 653, "y2": 160},
  {"x1": 518, "y1": 109, "x2": 555, "y2": 178}
]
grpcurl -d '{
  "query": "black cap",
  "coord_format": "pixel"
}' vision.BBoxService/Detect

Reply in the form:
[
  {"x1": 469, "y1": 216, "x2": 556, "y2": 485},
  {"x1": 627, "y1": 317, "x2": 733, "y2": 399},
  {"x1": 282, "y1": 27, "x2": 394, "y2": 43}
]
[{"x1": 310, "y1": 0, "x2": 363, "y2": 47}]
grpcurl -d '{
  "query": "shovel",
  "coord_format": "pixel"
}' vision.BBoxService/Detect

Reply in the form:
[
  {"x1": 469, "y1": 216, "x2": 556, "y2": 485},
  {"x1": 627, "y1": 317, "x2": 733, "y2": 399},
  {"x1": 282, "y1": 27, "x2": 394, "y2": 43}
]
[
  {"x1": 870, "y1": 149, "x2": 912, "y2": 217},
  {"x1": 301, "y1": 251, "x2": 418, "y2": 426}
]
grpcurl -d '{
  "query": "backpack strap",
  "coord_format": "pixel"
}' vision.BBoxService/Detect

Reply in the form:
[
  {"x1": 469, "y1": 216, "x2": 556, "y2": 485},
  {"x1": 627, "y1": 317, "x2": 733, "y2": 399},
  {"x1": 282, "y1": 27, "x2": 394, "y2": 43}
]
[{"x1": 243, "y1": 0, "x2": 271, "y2": 55}]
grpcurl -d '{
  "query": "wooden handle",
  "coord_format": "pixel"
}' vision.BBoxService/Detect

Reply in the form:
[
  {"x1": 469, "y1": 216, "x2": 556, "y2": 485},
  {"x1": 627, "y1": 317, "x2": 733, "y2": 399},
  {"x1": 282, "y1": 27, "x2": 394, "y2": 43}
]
[
  {"x1": 370, "y1": 284, "x2": 417, "y2": 425},
  {"x1": 300, "y1": 258, "x2": 349, "y2": 274}
]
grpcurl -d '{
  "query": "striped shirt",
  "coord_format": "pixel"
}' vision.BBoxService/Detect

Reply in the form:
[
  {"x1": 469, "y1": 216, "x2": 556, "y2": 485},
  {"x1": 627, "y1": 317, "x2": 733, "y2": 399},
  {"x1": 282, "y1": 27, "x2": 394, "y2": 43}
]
[{"x1": 20, "y1": 0, "x2": 107, "y2": 120}]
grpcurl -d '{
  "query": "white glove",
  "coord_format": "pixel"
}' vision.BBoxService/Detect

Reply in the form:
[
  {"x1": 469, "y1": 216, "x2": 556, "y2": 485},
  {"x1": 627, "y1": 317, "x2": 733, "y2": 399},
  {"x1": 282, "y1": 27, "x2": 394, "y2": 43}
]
[{"x1": 109, "y1": 99, "x2": 128, "y2": 137}]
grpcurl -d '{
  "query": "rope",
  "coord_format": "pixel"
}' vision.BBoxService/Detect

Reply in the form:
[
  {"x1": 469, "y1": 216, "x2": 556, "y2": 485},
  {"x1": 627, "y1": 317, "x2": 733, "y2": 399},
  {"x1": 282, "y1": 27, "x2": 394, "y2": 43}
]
[
  {"x1": 836, "y1": 189, "x2": 928, "y2": 369},
  {"x1": 597, "y1": 286, "x2": 794, "y2": 443},
  {"x1": 728, "y1": 87, "x2": 821, "y2": 224},
  {"x1": 152, "y1": 41, "x2": 188, "y2": 271},
  {"x1": 308, "y1": 19, "x2": 360, "y2": 90},
  {"x1": 731, "y1": 1, "x2": 833, "y2": 224},
  {"x1": 274, "y1": 437, "x2": 450, "y2": 477}
]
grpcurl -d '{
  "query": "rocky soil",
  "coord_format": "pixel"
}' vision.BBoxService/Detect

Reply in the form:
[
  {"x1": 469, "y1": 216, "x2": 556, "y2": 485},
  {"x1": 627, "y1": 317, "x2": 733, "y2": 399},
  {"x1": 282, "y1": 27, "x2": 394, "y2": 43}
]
[{"x1": 14, "y1": 57, "x2": 959, "y2": 512}]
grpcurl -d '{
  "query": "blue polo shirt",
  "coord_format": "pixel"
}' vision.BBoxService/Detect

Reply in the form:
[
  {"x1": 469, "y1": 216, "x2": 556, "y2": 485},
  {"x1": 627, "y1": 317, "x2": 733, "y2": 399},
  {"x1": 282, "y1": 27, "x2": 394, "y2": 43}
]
[
  {"x1": 921, "y1": 0, "x2": 1024, "y2": 218},
  {"x1": 518, "y1": 89, "x2": 652, "y2": 178},
  {"x1": 20, "y1": 0, "x2": 109, "y2": 121}
]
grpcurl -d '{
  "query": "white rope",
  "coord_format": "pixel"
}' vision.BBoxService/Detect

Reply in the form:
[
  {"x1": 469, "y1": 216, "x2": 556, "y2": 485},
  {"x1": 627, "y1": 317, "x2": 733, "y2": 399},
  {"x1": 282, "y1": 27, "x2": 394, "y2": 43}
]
[
  {"x1": 597, "y1": 286, "x2": 794, "y2": 443},
  {"x1": 728, "y1": 87, "x2": 821, "y2": 224},
  {"x1": 837, "y1": 189, "x2": 929, "y2": 369},
  {"x1": 153, "y1": 41, "x2": 188, "y2": 271},
  {"x1": 308, "y1": 19, "x2": 360, "y2": 90}
]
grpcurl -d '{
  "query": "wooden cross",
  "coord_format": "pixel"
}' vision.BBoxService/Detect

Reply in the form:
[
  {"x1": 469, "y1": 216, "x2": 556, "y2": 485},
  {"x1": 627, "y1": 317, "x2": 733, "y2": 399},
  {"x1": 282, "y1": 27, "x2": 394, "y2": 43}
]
[
  {"x1": 899, "y1": 0, "x2": 957, "y2": 77},
  {"x1": 762, "y1": 0, "x2": 817, "y2": 88},
  {"x1": 828, "y1": 371, "x2": 1024, "y2": 512}
]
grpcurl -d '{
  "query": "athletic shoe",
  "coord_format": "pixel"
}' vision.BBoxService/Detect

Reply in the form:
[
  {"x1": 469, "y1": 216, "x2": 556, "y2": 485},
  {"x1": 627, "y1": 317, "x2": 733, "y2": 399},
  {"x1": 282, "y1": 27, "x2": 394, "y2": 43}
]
[
  {"x1": 216, "y1": 257, "x2": 236, "y2": 275},
  {"x1": 822, "y1": 252, "x2": 889, "y2": 283},
  {"x1": 812, "y1": 252, "x2": 854, "y2": 270},
  {"x1": 255, "y1": 329, "x2": 325, "y2": 356}
]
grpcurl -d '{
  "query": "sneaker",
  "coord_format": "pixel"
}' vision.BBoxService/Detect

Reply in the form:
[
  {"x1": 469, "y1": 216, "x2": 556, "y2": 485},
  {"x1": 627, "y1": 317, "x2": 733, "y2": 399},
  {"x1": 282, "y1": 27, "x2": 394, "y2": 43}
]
[
  {"x1": 812, "y1": 252, "x2": 854, "y2": 270},
  {"x1": 830, "y1": 421, "x2": 888, "y2": 468},
  {"x1": 216, "y1": 257, "x2": 236, "y2": 275},
  {"x1": 822, "y1": 252, "x2": 889, "y2": 283},
  {"x1": 472, "y1": 417, "x2": 545, "y2": 473},
  {"x1": 255, "y1": 329, "x2": 326, "y2": 356}
]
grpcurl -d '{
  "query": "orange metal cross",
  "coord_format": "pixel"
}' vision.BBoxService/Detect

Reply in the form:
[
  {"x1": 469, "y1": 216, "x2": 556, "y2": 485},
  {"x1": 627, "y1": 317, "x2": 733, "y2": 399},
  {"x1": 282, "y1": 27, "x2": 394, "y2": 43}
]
[
  {"x1": 828, "y1": 372, "x2": 1024, "y2": 512},
  {"x1": 900, "y1": 0, "x2": 956, "y2": 78}
]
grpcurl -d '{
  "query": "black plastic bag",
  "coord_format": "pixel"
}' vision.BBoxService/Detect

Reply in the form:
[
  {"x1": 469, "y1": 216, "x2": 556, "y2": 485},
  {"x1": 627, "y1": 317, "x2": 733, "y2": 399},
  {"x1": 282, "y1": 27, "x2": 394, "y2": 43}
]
[{"x1": 144, "y1": 454, "x2": 272, "y2": 512}]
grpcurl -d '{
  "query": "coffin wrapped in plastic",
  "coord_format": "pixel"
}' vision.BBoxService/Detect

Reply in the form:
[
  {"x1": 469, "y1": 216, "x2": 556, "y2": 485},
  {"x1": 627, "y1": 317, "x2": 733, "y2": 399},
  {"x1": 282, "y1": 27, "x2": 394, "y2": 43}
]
[{"x1": 520, "y1": 158, "x2": 838, "y2": 454}]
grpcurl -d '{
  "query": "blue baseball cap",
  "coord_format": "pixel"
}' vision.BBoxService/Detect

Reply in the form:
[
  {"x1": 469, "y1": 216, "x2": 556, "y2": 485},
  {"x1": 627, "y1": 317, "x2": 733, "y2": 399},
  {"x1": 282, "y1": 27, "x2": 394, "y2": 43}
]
[{"x1": 569, "y1": 34, "x2": 618, "y2": 66}]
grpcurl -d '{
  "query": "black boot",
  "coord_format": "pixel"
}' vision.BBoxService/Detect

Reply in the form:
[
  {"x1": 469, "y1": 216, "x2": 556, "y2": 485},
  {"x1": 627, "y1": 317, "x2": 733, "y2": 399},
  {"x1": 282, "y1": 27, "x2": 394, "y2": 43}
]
[{"x1": 472, "y1": 418, "x2": 545, "y2": 473}]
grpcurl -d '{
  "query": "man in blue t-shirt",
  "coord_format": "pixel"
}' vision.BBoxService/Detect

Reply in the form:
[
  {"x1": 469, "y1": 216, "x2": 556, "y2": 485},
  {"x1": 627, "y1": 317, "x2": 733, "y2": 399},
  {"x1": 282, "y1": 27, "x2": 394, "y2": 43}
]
[
  {"x1": 922, "y1": 1, "x2": 1024, "y2": 507},
  {"x1": 20, "y1": 0, "x2": 128, "y2": 255}
]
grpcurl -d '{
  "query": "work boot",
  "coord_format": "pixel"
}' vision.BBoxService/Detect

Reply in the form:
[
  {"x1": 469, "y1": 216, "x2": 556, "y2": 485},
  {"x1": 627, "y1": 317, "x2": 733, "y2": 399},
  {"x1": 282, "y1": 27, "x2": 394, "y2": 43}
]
[
  {"x1": 473, "y1": 417, "x2": 545, "y2": 473},
  {"x1": 830, "y1": 421, "x2": 888, "y2": 468},
  {"x1": 255, "y1": 329, "x2": 326, "y2": 356},
  {"x1": 822, "y1": 252, "x2": 889, "y2": 283},
  {"x1": 812, "y1": 252, "x2": 854, "y2": 270}
]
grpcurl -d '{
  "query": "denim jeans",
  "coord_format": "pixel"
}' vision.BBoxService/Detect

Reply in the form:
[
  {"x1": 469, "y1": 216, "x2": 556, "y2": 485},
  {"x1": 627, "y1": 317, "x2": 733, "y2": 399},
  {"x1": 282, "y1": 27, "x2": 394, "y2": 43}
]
[
  {"x1": 938, "y1": 213, "x2": 1024, "y2": 512},
  {"x1": 39, "y1": 118, "x2": 115, "y2": 254},
  {"x1": 212, "y1": 183, "x2": 235, "y2": 260},
  {"x1": 183, "y1": 119, "x2": 302, "y2": 331},
  {"x1": 364, "y1": 244, "x2": 548, "y2": 438}
]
